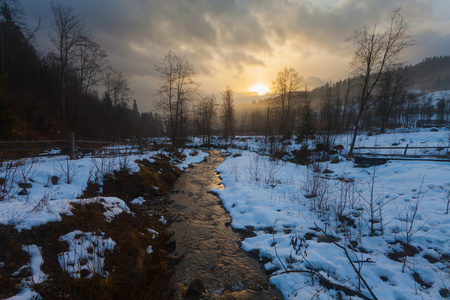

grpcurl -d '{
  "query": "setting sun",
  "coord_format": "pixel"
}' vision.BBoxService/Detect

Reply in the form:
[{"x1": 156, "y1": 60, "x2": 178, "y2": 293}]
[{"x1": 250, "y1": 83, "x2": 270, "y2": 95}]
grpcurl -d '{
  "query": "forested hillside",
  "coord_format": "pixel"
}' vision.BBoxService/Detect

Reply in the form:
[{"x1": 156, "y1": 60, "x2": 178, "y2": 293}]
[
  {"x1": 409, "y1": 56, "x2": 450, "y2": 91},
  {"x1": 236, "y1": 57, "x2": 450, "y2": 137},
  {"x1": 1, "y1": 1, "x2": 449, "y2": 143},
  {"x1": 0, "y1": 3, "x2": 163, "y2": 140}
]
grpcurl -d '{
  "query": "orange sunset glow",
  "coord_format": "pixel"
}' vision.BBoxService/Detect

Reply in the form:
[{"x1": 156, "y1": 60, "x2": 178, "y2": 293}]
[
  {"x1": 24, "y1": 0, "x2": 450, "y2": 111},
  {"x1": 250, "y1": 83, "x2": 270, "y2": 95}
]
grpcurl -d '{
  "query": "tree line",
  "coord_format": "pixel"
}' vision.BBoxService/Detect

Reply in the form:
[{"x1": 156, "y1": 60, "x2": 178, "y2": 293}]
[
  {"x1": 2, "y1": 3, "x2": 449, "y2": 147},
  {"x1": 153, "y1": 9, "x2": 444, "y2": 152},
  {"x1": 154, "y1": 51, "x2": 236, "y2": 146},
  {"x1": 153, "y1": 9, "x2": 449, "y2": 151},
  {"x1": 219, "y1": 9, "x2": 449, "y2": 154},
  {"x1": 0, "y1": 0, "x2": 163, "y2": 140}
]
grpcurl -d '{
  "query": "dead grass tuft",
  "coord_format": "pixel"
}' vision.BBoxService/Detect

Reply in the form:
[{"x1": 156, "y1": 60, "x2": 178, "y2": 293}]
[
  {"x1": 32, "y1": 204, "x2": 173, "y2": 299},
  {"x1": 100, "y1": 155, "x2": 182, "y2": 202},
  {"x1": 5, "y1": 151, "x2": 184, "y2": 299},
  {"x1": 0, "y1": 225, "x2": 30, "y2": 299}
]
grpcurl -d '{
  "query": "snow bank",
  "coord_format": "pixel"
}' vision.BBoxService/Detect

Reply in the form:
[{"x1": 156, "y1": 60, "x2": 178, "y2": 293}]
[{"x1": 213, "y1": 130, "x2": 450, "y2": 299}]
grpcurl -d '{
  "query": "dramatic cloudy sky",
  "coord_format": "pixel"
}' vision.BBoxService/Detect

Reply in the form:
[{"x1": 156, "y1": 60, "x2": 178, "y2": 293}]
[{"x1": 24, "y1": 0, "x2": 450, "y2": 112}]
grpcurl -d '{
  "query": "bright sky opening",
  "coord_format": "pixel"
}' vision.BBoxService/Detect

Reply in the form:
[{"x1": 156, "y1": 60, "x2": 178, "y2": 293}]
[{"x1": 250, "y1": 83, "x2": 270, "y2": 95}]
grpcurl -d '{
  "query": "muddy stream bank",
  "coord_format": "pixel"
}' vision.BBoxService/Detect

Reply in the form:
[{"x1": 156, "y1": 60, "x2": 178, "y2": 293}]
[{"x1": 169, "y1": 150, "x2": 282, "y2": 299}]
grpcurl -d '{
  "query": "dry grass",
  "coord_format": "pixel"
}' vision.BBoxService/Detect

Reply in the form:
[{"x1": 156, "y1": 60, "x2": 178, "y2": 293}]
[
  {"x1": 100, "y1": 154, "x2": 182, "y2": 201},
  {"x1": 3, "y1": 152, "x2": 183, "y2": 299},
  {"x1": 0, "y1": 225, "x2": 30, "y2": 299},
  {"x1": 32, "y1": 205, "x2": 173, "y2": 300}
]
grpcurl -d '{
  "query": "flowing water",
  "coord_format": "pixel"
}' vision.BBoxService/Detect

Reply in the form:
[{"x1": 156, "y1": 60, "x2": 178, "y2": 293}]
[{"x1": 169, "y1": 150, "x2": 282, "y2": 299}]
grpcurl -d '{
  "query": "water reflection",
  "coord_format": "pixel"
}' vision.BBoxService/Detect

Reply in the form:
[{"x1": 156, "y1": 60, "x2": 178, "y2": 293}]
[{"x1": 169, "y1": 151, "x2": 282, "y2": 299}]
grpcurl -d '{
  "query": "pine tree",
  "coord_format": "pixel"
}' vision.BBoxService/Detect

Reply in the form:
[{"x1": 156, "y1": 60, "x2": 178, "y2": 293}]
[{"x1": 296, "y1": 106, "x2": 315, "y2": 146}]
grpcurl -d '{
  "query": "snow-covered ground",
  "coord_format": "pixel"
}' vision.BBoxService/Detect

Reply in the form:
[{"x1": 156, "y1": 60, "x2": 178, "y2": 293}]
[
  {"x1": 189, "y1": 127, "x2": 449, "y2": 158},
  {"x1": 2, "y1": 128, "x2": 450, "y2": 299},
  {"x1": 0, "y1": 149, "x2": 207, "y2": 230},
  {"x1": 417, "y1": 90, "x2": 450, "y2": 108},
  {"x1": 213, "y1": 129, "x2": 450, "y2": 299},
  {"x1": 0, "y1": 148, "x2": 208, "y2": 299}
]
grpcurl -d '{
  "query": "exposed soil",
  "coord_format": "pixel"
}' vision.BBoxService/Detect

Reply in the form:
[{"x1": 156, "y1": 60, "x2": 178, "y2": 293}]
[{"x1": 169, "y1": 150, "x2": 282, "y2": 299}]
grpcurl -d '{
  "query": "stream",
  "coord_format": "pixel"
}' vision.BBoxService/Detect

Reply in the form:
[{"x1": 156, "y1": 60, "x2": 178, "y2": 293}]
[{"x1": 169, "y1": 150, "x2": 282, "y2": 299}]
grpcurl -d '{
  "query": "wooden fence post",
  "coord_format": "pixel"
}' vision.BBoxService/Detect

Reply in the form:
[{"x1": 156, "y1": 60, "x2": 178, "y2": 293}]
[
  {"x1": 69, "y1": 131, "x2": 76, "y2": 160},
  {"x1": 403, "y1": 144, "x2": 409, "y2": 156}
]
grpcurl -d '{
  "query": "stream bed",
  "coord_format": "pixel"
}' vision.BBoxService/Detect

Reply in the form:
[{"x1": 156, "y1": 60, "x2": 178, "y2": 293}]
[{"x1": 169, "y1": 150, "x2": 282, "y2": 299}]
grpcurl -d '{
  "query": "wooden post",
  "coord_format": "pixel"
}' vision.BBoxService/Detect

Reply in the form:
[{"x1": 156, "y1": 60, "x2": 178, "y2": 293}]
[
  {"x1": 137, "y1": 135, "x2": 143, "y2": 154},
  {"x1": 69, "y1": 131, "x2": 75, "y2": 160},
  {"x1": 403, "y1": 144, "x2": 409, "y2": 156}
]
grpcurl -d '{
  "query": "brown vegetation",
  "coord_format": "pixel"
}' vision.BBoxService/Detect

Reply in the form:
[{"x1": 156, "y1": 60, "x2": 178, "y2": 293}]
[{"x1": 1, "y1": 153, "x2": 184, "y2": 299}]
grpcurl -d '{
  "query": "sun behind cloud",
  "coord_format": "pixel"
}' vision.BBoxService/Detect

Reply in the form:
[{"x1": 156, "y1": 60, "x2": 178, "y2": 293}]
[{"x1": 250, "y1": 83, "x2": 270, "y2": 95}]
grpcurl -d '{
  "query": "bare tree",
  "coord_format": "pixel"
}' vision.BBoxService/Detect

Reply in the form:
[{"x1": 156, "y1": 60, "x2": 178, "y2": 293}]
[
  {"x1": 100, "y1": 66, "x2": 132, "y2": 138},
  {"x1": 74, "y1": 35, "x2": 108, "y2": 96},
  {"x1": 341, "y1": 78, "x2": 354, "y2": 133},
  {"x1": 50, "y1": 1, "x2": 86, "y2": 123},
  {"x1": 103, "y1": 66, "x2": 131, "y2": 107},
  {"x1": 348, "y1": 9, "x2": 414, "y2": 156},
  {"x1": 111, "y1": 70, "x2": 131, "y2": 108},
  {"x1": 222, "y1": 86, "x2": 235, "y2": 139},
  {"x1": 272, "y1": 67, "x2": 303, "y2": 138},
  {"x1": 377, "y1": 66, "x2": 412, "y2": 133},
  {"x1": 155, "y1": 51, "x2": 198, "y2": 146},
  {"x1": 197, "y1": 95, "x2": 216, "y2": 144},
  {"x1": 316, "y1": 82, "x2": 339, "y2": 152}
]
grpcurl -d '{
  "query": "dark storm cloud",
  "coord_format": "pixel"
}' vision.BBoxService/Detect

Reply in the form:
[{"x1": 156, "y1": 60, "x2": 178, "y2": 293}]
[
  {"x1": 410, "y1": 30, "x2": 450, "y2": 62},
  {"x1": 23, "y1": 0, "x2": 450, "y2": 111},
  {"x1": 247, "y1": 0, "x2": 433, "y2": 55},
  {"x1": 73, "y1": 0, "x2": 271, "y2": 69},
  {"x1": 26, "y1": 0, "x2": 442, "y2": 73}
]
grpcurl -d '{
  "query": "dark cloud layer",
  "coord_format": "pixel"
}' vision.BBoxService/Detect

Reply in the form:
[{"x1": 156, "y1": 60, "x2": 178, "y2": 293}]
[{"x1": 24, "y1": 0, "x2": 450, "y2": 111}]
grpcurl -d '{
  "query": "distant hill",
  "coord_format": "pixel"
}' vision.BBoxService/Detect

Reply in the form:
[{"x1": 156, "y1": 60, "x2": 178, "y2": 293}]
[
  {"x1": 408, "y1": 56, "x2": 450, "y2": 91},
  {"x1": 237, "y1": 56, "x2": 450, "y2": 121}
]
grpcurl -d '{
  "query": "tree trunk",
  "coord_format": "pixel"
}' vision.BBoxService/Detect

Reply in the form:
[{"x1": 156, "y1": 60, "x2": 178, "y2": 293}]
[{"x1": 349, "y1": 106, "x2": 364, "y2": 157}]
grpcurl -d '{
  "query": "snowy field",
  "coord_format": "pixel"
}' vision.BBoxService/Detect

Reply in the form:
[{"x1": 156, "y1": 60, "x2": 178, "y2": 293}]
[
  {"x1": 190, "y1": 127, "x2": 450, "y2": 158},
  {"x1": 0, "y1": 149, "x2": 208, "y2": 299},
  {"x1": 213, "y1": 129, "x2": 450, "y2": 299},
  {"x1": 2, "y1": 128, "x2": 449, "y2": 299}
]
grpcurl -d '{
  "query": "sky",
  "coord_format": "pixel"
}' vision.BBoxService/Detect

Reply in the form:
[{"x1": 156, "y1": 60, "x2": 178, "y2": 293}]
[{"x1": 23, "y1": 0, "x2": 450, "y2": 113}]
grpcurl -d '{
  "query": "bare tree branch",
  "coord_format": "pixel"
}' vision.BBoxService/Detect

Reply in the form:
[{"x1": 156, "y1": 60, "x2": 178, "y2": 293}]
[{"x1": 348, "y1": 8, "x2": 415, "y2": 156}]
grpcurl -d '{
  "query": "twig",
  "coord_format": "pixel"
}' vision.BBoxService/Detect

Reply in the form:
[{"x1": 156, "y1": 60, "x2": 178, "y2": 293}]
[
  {"x1": 314, "y1": 222, "x2": 378, "y2": 300},
  {"x1": 272, "y1": 219, "x2": 289, "y2": 273}
]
